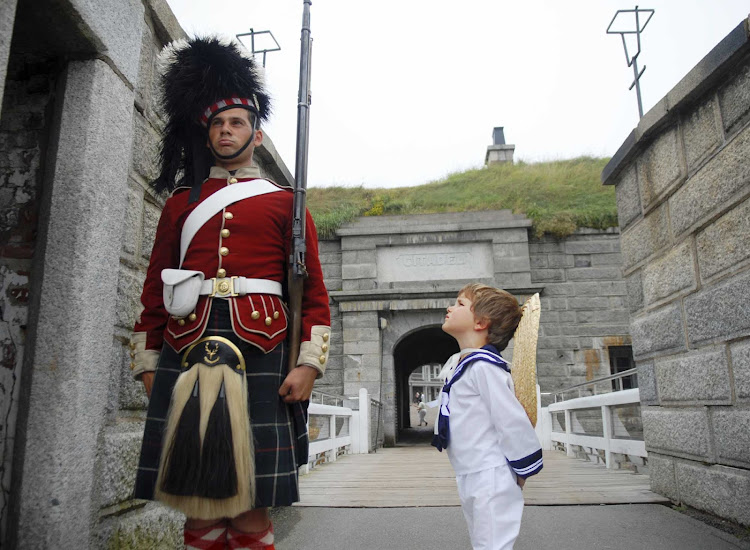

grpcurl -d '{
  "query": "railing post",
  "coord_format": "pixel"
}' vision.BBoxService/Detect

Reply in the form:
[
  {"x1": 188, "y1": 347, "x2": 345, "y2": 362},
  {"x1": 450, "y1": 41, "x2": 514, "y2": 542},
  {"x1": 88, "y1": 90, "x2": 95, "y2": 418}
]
[
  {"x1": 359, "y1": 388, "x2": 370, "y2": 453},
  {"x1": 601, "y1": 405, "x2": 612, "y2": 468},
  {"x1": 329, "y1": 414, "x2": 337, "y2": 462},
  {"x1": 564, "y1": 409, "x2": 575, "y2": 457}
]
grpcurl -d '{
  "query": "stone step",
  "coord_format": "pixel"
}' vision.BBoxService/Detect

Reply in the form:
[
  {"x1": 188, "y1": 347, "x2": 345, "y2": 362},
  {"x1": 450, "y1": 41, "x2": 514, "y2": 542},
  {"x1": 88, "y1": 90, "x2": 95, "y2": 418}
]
[{"x1": 98, "y1": 501, "x2": 183, "y2": 550}]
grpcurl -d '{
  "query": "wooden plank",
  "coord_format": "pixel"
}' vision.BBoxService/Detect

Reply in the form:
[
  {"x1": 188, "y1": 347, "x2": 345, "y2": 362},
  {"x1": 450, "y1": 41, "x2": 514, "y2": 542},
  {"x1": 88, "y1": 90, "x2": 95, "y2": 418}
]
[{"x1": 295, "y1": 447, "x2": 669, "y2": 507}]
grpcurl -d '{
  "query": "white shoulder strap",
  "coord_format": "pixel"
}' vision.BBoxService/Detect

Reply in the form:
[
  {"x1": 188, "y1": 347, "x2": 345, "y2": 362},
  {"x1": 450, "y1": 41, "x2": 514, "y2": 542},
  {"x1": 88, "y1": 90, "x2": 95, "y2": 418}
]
[{"x1": 180, "y1": 179, "x2": 282, "y2": 266}]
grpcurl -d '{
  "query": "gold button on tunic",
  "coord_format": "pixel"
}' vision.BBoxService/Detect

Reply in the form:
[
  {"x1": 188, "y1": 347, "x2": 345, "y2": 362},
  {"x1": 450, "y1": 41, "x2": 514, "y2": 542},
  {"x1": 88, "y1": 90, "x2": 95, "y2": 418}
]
[
  {"x1": 217, "y1": 268, "x2": 226, "y2": 278},
  {"x1": 251, "y1": 311, "x2": 260, "y2": 320},
  {"x1": 188, "y1": 313, "x2": 197, "y2": 322},
  {"x1": 229, "y1": 177, "x2": 238, "y2": 184},
  {"x1": 221, "y1": 229, "x2": 230, "y2": 238},
  {"x1": 265, "y1": 317, "x2": 272, "y2": 326},
  {"x1": 220, "y1": 247, "x2": 229, "y2": 256},
  {"x1": 224, "y1": 212, "x2": 233, "y2": 220}
]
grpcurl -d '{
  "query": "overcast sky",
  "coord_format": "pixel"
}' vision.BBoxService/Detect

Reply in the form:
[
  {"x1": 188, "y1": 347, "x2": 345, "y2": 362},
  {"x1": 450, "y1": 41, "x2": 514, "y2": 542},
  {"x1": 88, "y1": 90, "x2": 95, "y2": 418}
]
[{"x1": 165, "y1": 0, "x2": 749, "y2": 188}]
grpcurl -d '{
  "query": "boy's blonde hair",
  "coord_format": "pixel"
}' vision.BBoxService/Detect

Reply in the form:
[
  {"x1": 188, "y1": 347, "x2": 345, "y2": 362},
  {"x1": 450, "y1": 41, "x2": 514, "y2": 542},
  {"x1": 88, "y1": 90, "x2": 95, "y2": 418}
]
[{"x1": 458, "y1": 283, "x2": 522, "y2": 351}]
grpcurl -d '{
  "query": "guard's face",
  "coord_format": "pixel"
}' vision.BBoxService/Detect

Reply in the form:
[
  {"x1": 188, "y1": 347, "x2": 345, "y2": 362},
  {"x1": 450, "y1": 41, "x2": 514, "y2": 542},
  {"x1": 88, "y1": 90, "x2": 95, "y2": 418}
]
[
  {"x1": 206, "y1": 107, "x2": 262, "y2": 167},
  {"x1": 442, "y1": 293, "x2": 477, "y2": 337}
]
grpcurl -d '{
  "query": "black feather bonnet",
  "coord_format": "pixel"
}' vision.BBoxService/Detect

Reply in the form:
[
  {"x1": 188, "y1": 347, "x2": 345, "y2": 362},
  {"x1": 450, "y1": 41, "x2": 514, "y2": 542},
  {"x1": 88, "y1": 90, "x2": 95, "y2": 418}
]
[{"x1": 152, "y1": 36, "x2": 272, "y2": 193}]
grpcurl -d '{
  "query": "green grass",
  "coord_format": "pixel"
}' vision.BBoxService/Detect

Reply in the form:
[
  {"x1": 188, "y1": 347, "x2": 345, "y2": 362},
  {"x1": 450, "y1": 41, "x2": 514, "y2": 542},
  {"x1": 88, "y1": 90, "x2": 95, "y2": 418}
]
[{"x1": 307, "y1": 157, "x2": 617, "y2": 239}]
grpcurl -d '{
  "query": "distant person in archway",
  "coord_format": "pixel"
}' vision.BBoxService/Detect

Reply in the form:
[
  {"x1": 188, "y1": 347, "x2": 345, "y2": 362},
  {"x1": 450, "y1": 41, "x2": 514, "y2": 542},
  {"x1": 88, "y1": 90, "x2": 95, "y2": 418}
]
[
  {"x1": 417, "y1": 400, "x2": 428, "y2": 426},
  {"x1": 433, "y1": 283, "x2": 543, "y2": 550},
  {"x1": 414, "y1": 390, "x2": 421, "y2": 404}
]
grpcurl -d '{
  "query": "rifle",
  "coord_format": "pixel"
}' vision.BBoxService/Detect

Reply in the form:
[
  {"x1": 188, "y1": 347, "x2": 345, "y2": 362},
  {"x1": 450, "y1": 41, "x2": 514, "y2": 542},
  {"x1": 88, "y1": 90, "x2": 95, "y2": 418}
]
[{"x1": 287, "y1": 0, "x2": 313, "y2": 372}]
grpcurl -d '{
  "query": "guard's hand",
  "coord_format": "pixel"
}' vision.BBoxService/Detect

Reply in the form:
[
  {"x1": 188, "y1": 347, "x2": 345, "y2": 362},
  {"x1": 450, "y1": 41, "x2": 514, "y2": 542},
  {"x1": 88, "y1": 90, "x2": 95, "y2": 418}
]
[
  {"x1": 279, "y1": 365, "x2": 318, "y2": 403},
  {"x1": 141, "y1": 371, "x2": 155, "y2": 399}
]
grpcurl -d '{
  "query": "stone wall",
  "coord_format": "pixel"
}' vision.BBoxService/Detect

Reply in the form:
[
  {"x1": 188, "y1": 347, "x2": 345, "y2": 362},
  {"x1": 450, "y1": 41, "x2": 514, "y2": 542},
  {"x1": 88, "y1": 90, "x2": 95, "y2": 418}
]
[
  {"x1": 602, "y1": 17, "x2": 750, "y2": 526},
  {"x1": 0, "y1": 1, "x2": 294, "y2": 547},
  {"x1": 318, "y1": 212, "x2": 631, "y2": 442},
  {"x1": 0, "y1": 51, "x2": 57, "y2": 545},
  {"x1": 530, "y1": 230, "x2": 631, "y2": 399}
]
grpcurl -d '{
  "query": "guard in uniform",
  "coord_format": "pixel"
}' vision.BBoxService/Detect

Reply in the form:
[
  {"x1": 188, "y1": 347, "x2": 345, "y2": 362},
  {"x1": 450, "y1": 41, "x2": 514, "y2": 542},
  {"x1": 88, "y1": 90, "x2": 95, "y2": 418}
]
[{"x1": 128, "y1": 37, "x2": 330, "y2": 550}]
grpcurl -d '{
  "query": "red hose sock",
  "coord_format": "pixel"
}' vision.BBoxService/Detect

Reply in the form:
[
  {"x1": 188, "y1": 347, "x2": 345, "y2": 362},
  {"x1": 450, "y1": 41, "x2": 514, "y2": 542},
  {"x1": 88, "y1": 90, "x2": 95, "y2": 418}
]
[
  {"x1": 184, "y1": 521, "x2": 228, "y2": 550},
  {"x1": 227, "y1": 522, "x2": 275, "y2": 549}
]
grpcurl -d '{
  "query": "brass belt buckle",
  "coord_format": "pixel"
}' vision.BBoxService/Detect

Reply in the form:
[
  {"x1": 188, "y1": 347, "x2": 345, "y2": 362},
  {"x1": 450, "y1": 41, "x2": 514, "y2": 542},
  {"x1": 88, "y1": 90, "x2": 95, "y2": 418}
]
[{"x1": 210, "y1": 276, "x2": 239, "y2": 297}]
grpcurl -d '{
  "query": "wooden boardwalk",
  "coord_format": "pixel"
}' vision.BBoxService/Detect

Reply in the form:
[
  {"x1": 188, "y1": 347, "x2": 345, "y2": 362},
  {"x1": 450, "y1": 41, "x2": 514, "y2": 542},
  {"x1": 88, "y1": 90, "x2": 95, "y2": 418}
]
[{"x1": 297, "y1": 446, "x2": 669, "y2": 507}]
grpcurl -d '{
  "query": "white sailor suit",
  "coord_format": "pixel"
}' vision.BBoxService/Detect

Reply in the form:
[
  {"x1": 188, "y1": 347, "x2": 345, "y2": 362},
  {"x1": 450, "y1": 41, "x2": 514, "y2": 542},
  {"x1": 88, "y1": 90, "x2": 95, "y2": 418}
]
[{"x1": 434, "y1": 345, "x2": 543, "y2": 550}]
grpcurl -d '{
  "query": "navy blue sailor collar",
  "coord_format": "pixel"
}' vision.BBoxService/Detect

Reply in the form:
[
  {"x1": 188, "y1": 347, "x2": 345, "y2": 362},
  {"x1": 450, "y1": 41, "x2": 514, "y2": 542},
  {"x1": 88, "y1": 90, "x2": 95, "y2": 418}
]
[
  {"x1": 445, "y1": 344, "x2": 510, "y2": 386},
  {"x1": 432, "y1": 344, "x2": 510, "y2": 452}
]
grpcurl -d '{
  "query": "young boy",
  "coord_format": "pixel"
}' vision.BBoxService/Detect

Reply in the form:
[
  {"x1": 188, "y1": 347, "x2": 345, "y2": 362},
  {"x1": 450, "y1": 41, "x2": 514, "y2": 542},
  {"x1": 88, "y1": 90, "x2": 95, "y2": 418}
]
[{"x1": 433, "y1": 283, "x2": 543, "y2": 550}]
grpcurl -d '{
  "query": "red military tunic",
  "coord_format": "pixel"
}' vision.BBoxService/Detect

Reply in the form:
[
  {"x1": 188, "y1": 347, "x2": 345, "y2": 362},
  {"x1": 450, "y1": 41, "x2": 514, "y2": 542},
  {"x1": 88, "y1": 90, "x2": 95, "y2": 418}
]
[{"x1": 131, "y1": 165, "x2": 330, "y2": 377}]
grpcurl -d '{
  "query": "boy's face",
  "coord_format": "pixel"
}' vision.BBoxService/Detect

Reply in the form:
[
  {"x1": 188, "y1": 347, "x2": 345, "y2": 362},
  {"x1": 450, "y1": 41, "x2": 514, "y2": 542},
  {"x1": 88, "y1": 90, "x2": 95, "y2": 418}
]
[{"x1": 442, "y1": 293, "x2": 478, "y2": 339}]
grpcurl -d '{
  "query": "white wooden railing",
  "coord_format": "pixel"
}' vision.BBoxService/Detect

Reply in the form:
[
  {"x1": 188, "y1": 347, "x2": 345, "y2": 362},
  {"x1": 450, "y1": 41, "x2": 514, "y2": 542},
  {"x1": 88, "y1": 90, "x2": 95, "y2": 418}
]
[
  {"x1": 302, "y1": 388, "x2": 376, "y2": 474},
  {"x1": 538, "y1": 388, "x2": 646, "y2": 469}
]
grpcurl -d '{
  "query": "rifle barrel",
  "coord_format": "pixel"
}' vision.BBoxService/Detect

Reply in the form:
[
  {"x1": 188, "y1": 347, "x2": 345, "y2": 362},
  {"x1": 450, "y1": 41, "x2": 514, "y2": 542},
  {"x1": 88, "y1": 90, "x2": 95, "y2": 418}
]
[{"x1": 288, "y1": 0, "x2": 313, "y2": 371}]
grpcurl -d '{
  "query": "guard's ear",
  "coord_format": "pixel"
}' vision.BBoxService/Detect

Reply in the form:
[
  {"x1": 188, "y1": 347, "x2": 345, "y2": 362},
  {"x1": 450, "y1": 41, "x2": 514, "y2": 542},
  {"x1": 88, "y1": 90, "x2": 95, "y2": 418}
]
[{"x1": 253, "y1": 128, "x2": 264, "y2": 147}]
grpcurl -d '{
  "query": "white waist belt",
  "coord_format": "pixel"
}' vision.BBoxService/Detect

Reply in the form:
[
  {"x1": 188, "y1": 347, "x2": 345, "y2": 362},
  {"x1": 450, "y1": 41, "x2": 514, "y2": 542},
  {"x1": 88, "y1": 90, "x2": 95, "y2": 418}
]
[{"x1": 199, "y1": 277, "x2": 283, "y2": 298}]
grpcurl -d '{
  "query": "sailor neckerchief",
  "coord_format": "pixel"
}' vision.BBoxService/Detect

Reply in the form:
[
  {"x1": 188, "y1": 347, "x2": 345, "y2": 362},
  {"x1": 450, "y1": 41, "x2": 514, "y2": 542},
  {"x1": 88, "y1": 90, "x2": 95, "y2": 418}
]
[{"x1": 431, "y1": 344, "x2": 510, "y2": 452}]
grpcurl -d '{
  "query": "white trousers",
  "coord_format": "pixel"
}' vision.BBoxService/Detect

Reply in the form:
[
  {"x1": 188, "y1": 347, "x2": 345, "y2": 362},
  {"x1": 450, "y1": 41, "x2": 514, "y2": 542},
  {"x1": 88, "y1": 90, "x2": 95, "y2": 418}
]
[{"x1": 456, "y1": 463, "x2": 524, "y2": 550}]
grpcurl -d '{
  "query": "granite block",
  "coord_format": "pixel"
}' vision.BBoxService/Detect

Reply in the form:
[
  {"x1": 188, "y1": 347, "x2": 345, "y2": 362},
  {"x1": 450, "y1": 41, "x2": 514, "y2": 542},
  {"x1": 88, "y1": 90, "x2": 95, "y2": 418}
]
[
  {"x1": 712, "y1": 408, "x2": 750, "y2": 467},
  {"x1": 696, "y1": 195, "x2": 750, "y2": 280},
  {"x1": 564, "y1": 240, "x2": 618, "y2": 255},
  {"x1": 675, "y1": 461, "x2": 750, "y2": 526},
  {"x1": 681, "y1": 96, "x2": 721, "y2": 171},
  {"x1": 614, "y1": 163, "x2": 642, "y2": 230},
  {"x1": 630, "y1": 303, "x2": 686, "y2": 359},
  {"x1": 342, "y1": 263, "x2": 377, "y2": 280},
  {"x1": 140, "y1": 199, "x2": 161, "y2": 262},
  {"x1": 642, "y1": 407, "x2": 711, "y2": 459},
  {"x1": 730, "y1": 339, "x2": 750, "y2": 400},
  {"x1": 638, "y1": 128, "x2": 683, "y2": 208},
  {"x1": 684, "y1": 269, "x2": 750, "y2": 345},
  {"x1": 654, "y1": 347, "x2": 731, "y2": 403},
  {"x1": 98, "y1": 425, "x2": 143, "y2": 508},
  {"x1": 641, "y1": 240, "x2": 696, "y2": 305},
  {"x1": 116, "y1": 267, "x2": 146, "y2": 330},
  {"x1": 718, "y1": 59, "x2": 750, "y2": 135},
  {"x1": 566, "y1": 267, "x2": 623, "y2": 281},
  {"x1": 647, "y1": 453, "x2": 678, "y2": 500},
  {"x1": 669, "y1": 127, "x2": 750, "y2": 237},
  {"x1": 636, "y1": 361, "x2": 658, "y2": 405},
  {"x1": 97, "y1": 502, "x2": 183, "y2": 550},
  {"x1": 620, "y1": 204, "x2": 672, "y2": 270},
  {"x1": 531, "y1": 268, "x2": 564, "y2": 283},
  {"x1": 122, "y1": 185, "x2": 142, "y2": 256},
  {"x1": 625, "y1": 270, "x2": 644, "y2": 314}
]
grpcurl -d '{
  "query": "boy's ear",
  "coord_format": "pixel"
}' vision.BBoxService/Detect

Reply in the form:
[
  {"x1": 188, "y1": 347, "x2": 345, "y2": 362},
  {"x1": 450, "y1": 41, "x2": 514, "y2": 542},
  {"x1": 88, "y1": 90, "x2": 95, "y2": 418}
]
[{"x1": 474, "y1": 316, "x2": 489, "y2": 331}]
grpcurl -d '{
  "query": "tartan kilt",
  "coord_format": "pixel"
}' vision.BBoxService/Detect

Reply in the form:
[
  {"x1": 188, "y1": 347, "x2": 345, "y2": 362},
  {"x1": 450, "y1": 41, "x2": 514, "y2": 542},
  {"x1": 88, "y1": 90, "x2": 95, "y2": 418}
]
[{"x1": 133, "y1": 299, "x2": 309, "y2": 510}]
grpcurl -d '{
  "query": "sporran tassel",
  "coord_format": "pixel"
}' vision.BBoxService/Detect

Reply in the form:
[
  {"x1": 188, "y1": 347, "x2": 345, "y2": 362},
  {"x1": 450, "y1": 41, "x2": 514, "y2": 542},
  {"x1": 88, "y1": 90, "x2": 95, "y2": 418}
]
[
  {"x1": 197, "y1": 376, "x2": 238, "y2": 498},
  {"x1": 160, "y1": 369, "x2": 202, "y2": 495}
]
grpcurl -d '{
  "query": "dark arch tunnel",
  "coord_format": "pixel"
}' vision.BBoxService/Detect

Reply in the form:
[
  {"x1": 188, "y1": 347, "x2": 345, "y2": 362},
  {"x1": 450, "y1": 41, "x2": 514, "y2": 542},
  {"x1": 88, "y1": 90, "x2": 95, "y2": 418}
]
[{"x1": 393, "y1": 326, "x2": 458, "y2": 442}]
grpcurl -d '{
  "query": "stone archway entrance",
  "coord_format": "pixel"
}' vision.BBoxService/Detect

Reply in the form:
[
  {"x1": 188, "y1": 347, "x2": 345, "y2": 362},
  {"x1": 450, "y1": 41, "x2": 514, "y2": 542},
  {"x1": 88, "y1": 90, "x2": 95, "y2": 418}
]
[{"x1": 394, "y1": 327, "x2": 457, "y2": 436}]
